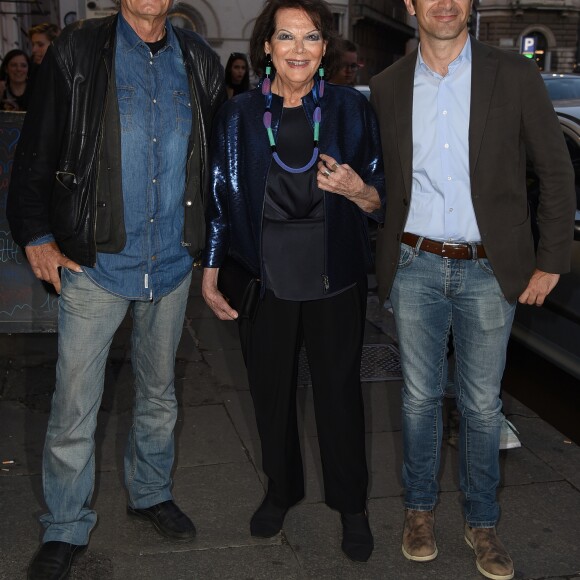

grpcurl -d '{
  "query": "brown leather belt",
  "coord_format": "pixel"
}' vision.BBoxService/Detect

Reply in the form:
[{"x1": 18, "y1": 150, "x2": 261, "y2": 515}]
[{"x1": 401, "y1": 232, "x2": 486, "y2": 260}]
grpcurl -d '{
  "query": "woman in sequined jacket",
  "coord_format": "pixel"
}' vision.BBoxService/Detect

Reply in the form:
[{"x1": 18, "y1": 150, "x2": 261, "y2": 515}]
[{"x1": 202, "y1": 0, "x2": 385, "y2": 561}]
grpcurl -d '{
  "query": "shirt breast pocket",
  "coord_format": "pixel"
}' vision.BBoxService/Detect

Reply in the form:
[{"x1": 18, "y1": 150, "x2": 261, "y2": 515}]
[
  {"x1": 118, "y1": 85, "x2": 135, "y2": 133},
  {"x1": 173, "y1": 90, "x2": 192, "y2": 136}
]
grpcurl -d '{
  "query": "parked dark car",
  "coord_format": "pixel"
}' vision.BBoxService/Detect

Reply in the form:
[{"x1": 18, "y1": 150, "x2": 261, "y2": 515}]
[
  {"x1": 512, "y1": 103, "x2": 580, "y2": 379},
  {"x1": 354, "y1": 84, "x2": 370, "y2": 100}
]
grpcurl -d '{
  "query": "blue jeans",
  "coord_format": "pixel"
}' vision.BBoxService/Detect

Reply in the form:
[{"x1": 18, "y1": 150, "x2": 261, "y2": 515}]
[
  {"x1": 390, "y1": 242, "x2": 516, "y2": 528},
  {"x1": 40, "y1": 268, "x2": 191, "y2": 545}
]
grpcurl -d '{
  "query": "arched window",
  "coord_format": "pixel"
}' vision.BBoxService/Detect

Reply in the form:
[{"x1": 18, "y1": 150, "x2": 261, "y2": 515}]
[{"x1": 168, "y1": 3, "x2": 207, "y2": 36}]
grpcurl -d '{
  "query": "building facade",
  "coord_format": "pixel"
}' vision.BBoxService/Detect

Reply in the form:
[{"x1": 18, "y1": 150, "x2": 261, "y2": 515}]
[
  {"x1": 3, "y1": 0, "x2": 579, "y2": 84},
  {"x1": 1, "y1": 0, "x2": 350, "y2": 75},
  {"x1": 476, "y1": 0, "x2": 580, "y2": 72},
  {"x1": 349, "y1": 0, "x2": 416, "y2": 83}
]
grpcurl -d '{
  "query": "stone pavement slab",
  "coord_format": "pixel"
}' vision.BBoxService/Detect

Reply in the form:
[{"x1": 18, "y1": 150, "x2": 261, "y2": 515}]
[
  {"x1": 87, "y1": 463, "x2": 272, "y2": 554},
  {"x1": 202, "y1": 348, "x2": 249, "y2": 390},
  {"x1": 497, "y1": 482, "x2": 580, "y2": 578},
  {"x1": 108, "y1": 545, "x2": 302, "y2": 580},
  {"x1": 514, "y1": 416, "x2": 580, "y2": 490}
]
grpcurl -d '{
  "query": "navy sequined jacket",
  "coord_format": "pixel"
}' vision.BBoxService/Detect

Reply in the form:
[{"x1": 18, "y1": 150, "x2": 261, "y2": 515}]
[{"x1": 204, "y1": 83, "x2": 386, "y2": 295}]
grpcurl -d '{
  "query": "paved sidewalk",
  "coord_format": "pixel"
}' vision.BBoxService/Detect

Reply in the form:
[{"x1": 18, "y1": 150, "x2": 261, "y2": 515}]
[{"x1": 1, "y1": 272, "x2": 580, "y2": 579}]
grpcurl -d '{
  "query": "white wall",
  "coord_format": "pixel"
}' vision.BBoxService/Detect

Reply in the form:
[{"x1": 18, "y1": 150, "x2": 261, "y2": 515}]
[
  {"x1": 25, "y1": 0, "x2": 348, "y2": 71},
  {"x1": 183, "y1": 0, "x2": 349, "y2": 73}
]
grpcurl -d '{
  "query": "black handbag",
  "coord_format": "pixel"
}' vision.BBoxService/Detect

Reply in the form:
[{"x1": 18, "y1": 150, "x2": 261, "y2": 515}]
[{"x1": 217, "y1": 256, "x2": 260, "y2": 321}]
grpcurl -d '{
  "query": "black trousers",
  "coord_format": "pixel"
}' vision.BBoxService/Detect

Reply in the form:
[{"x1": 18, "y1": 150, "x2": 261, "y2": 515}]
[{"x1": 242, "y1": 281, "x2": 369, "y2": 514}]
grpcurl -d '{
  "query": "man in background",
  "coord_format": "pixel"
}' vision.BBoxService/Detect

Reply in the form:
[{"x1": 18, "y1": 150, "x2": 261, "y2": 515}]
[{"x1": 29, "y1": 22, "x2": 60, "y2": 65}]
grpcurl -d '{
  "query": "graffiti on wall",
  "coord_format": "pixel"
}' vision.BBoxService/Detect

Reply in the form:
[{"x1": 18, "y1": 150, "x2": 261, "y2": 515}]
[{"x1": 0, "y1": 112, "x2": 58, "y2": 332}]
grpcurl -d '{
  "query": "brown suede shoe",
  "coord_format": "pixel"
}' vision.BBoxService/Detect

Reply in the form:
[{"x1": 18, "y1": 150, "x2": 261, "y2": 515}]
[
  {"x1": 464, "y1": 525, "x2": 514, "y2": 580},
  {"x1": 401, "y1": 509, "x2": 438, "y2": 561}
]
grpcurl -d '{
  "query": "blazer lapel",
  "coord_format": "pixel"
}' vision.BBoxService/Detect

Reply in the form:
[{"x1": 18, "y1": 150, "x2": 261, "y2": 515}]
[
  {"x1": 469, "y1": 38, "x2": 498, "y2": 176},
  {"x1": 394, "y1": 51, "x2": 417, "y2": 200}
]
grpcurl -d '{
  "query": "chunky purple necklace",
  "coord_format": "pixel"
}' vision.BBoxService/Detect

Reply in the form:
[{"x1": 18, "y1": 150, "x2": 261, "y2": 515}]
[{"x1": 262, "y1": 64, "x2": 324, "y2": 174}]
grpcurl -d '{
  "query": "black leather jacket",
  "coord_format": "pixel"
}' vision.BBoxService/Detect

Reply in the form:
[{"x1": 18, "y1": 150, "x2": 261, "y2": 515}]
[{"x1": 7, "y1": 14, "x2": 226, "y2": 266}]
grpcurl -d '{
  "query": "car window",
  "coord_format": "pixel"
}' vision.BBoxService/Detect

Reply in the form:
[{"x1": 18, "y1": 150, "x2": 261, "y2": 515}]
[
  {"x1": 527, "y1": 119, "x2": 580, "y2": 244},
  {"x1": 563, "y1": 133, "x2": 580, "y2": 210},
  {"x1": 544, "y1": 78, "x2": 580, "y2": 101}
]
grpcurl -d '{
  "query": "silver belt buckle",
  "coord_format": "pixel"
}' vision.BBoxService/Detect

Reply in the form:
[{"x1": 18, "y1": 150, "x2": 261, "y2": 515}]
[{"x1": 441, "y1": 241, "x2": 470, "y2": 258}]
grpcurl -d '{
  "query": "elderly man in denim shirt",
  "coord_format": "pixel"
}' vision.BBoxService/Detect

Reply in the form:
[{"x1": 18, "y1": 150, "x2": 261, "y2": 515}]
[{"x1": 6, "y1": 0, "x2": 225, "y2": 577}]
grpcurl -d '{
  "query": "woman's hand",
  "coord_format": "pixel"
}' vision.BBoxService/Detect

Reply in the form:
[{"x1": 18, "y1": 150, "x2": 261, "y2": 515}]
[
  {"x1": 202, "y1": 267, "x2": 239, "y2": 321},
  {"x1": 317, "y1": 153, "x2": 380, "y2": 213}
]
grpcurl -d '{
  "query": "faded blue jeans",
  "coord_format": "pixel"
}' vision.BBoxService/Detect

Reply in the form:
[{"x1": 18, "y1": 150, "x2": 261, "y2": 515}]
[
  {"x1": 390, "y1": 241, "x2": 516, "y2": 527},
  {"x1": 40, "y1": 268, "x2": 191, "y2": 545}
]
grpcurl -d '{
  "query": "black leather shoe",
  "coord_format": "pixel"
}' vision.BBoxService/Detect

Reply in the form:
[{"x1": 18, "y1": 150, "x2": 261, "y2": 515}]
[
  {"x1": 127, "y1": 500, "x2": 196, "y2": 541},
  {"x1": 250, "y1": 495, "x2": 288, "y2": 538},
  {"x1": 341, "y1": 512, "x2": 374, "y2": 562},
  {"x1": 28, "y1": 541, "x2": 87, "y2": 580}
]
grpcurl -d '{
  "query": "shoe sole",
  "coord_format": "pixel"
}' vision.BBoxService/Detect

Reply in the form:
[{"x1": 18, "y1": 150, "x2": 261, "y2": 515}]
[
  {"x1": 127, "y1": 507, "x2": 196, "y2": 542},
  {"x1": 464, "y1": 535, "x2": 514, "y2": 580},
  {"x1": 401, "y1": 544, "x2": 438, "y2": 562}
]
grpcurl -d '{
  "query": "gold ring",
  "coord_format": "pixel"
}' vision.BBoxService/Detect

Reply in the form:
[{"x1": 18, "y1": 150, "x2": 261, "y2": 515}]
[
  {"x1": 331, "y1": 163, "x2": 339, "y2": 171},
  {"x1": 323, "y1": 169, "x2": 331, "y2": 177}
]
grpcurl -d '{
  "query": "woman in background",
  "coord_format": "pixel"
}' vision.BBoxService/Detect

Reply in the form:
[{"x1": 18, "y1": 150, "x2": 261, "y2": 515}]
[
  {"x1": 225, "y1": 52, "x2": 250, "y2": 98},
  {"x1": 0, "y1": 50, "x2": 30, "y2": 111}
]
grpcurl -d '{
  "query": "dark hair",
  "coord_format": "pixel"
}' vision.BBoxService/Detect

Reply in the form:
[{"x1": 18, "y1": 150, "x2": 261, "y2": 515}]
[
  {"x1": 326, "y1": 38, "x2": 358, "y2": 80},
  {"x1": 28, "y1": 22, "x2": 61, "y2": 42},
  {"x1": 0, "y1": 49, "x2": 30, "y2": 82},
  {"x1": 336, "y1": 38, "x2": 357, "y2": 54},
  {"x1": 225, "y1": 52, "x2": 250, "y2": 93},
  {"x1": 249, "y1": 0, "x2": 336, "y2": 77}
]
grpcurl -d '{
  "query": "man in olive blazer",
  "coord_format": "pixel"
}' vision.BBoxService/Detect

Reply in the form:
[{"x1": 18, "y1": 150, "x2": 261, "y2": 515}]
[{"x1": 369, "y1": 0, "x2": 575, "y2": 577}]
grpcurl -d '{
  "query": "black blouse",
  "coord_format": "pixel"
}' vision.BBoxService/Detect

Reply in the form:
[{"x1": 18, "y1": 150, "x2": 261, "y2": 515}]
[{"x1": 262, "y1": 105, "x2": 326, "y2": 301}]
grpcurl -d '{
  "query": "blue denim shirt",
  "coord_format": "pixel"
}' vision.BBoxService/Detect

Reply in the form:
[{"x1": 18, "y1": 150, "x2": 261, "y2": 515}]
[{"x1": 83, "y1": 14, "x2": 193, "y2": 300}]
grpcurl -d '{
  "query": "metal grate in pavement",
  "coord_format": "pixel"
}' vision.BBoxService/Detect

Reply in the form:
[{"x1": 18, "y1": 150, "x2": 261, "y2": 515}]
[{"x1": 297, "y1": 343, "x2": 402, "y2": 385}]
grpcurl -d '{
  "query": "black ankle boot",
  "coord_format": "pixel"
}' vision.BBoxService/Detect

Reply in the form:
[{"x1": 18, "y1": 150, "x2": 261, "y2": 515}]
[
  {"x1": 341, "y1": 512, "x2": 374, "y2": 562},
  {"x1": 250, "y1": 495, "x2": 288, "y2": 538}
]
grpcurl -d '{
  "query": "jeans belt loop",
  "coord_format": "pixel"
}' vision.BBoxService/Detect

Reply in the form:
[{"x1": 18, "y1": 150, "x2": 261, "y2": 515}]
[
  {"x1": 414, "y1": 235, "x2": 424, "y2": 255},
  {"x1": 470, "y1": 242, "x2": 477, "y2": 260}
]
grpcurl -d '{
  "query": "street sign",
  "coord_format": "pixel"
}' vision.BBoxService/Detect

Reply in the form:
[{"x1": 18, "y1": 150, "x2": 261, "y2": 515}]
[{"x1": 521, "y1": 36, "x2": 536, "y2": 59}]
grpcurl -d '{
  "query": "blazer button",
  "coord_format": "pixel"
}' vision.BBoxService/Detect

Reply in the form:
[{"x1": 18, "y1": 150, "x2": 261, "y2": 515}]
[{"x1": 403, "y1": 198, "x2": 408, "y2": 206}]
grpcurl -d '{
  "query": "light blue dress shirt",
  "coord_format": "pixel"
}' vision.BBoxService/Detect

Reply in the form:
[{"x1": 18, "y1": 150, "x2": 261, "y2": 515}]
[
  {"x1": 83, "y1": 14, "x2": 193, "y2": 300},
  {"x1": 405, "y1": 36, "x2": 481, "y2": 243}
]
